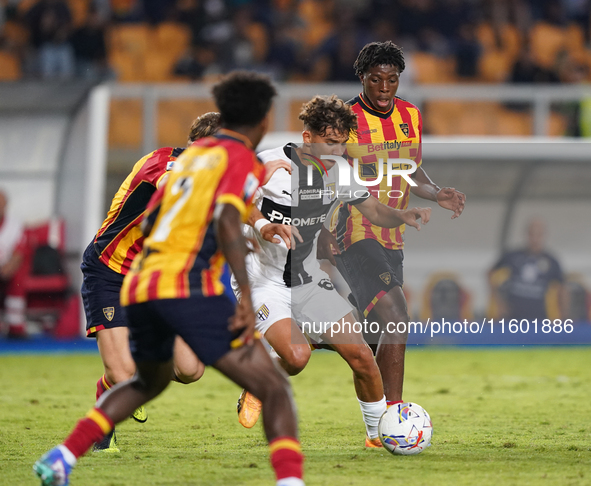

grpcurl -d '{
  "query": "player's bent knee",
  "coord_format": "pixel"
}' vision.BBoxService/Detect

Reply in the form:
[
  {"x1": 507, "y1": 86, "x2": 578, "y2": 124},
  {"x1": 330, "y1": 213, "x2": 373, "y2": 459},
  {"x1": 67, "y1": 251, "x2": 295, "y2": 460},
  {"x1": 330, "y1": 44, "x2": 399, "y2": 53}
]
[
  {"x1": 345, "y1": 346, "x2": 380, "y2": 377},
  {"x1": 174, "y1": 361, "x2": 205, "y2": 384},
  {"x1": 284, "y1": 346, "x2": 311, "y2": 375}
]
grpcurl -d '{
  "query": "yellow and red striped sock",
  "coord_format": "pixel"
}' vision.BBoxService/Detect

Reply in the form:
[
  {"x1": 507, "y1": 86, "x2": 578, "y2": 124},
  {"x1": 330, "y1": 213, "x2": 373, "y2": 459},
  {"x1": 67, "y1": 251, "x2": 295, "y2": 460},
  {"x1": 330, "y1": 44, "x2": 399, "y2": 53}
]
[
  {"x1": 96, "y1": 374, "x2": 112, "y2": 401},
  {"x1": 269, "y1": 436, "x2": 303, "y2": 482},
  {"x1": 63, "y1": 408, "x2": 114, "y2": 458}
]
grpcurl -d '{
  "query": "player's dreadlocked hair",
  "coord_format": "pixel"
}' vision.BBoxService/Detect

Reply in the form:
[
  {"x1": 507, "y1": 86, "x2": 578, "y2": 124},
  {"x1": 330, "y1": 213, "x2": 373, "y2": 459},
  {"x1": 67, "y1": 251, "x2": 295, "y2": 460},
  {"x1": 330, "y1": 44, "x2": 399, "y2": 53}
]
[
  {"x1": 212, "y1": 71, "x2": 277, "y2": 128},
  {"x1": 353, "y1": 41, "x2": 405, "y2": 77},
  {"x1": 188, "y1": 112, "x2": 221, "y2": 143},
  {"x1": 299, "y1": 95, "x2": 358, "y2": 137}
]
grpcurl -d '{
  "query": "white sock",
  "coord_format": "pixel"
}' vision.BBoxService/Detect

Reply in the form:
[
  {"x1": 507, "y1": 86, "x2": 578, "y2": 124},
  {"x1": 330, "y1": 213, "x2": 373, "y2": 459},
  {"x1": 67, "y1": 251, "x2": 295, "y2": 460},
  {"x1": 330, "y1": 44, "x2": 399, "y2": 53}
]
[
  {"x1": 358, "y1": 396, "x2": 387, "y2": 439},
  {"x1": 57, "y1": 445, "x2": 77, "y2": 466},
  {"x1": 277, "y1": 478, "x2": 305, "y2": 486}
]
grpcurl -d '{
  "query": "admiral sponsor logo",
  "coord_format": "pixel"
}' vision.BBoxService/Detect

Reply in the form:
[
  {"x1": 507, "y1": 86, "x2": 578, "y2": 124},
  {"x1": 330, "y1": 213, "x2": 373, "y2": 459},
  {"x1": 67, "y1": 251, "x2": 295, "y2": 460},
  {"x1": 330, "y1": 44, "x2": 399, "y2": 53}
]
[
  {"x1": 267, "y1": 209, "x2": 326, "y2": 227},
  {"x1": 299, "y1": 188, "x2": 322, "y2": 200},
  {"x1": 366, "y1": 140, "x2": 412, "y2": 152}
]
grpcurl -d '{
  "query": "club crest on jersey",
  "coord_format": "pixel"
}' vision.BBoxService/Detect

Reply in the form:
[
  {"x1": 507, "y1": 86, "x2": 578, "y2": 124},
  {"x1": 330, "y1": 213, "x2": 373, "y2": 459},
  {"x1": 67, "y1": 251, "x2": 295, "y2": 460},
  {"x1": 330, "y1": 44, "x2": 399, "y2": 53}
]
[
  {"x1": 324, "y1": 182, "x2": 336, "y2": 200},
  {"x1": 399, "y1": 123, "x2": 409, "y2": 137},
  {"x1": 103, "y1": 307, "x2": 115, "y2": 321},
  {"x1": 256, "y1": 304, "x2": 270, "y2": 321},
  {"x1": 379, "y1": 272, "x2": 391, "y2": 285},
  {"x1": 360, "y1": 163, "x2": 377, "y2": 178}
]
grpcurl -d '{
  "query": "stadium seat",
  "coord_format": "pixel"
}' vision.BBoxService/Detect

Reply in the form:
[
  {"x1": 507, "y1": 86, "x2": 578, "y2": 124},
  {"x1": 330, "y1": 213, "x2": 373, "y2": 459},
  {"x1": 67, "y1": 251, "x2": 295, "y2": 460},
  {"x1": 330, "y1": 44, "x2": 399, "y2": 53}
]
[
  {"x1": 476, "y1": 23, "x2": 522, "y2": 61},
  {"x1": 412, "y1": 53, "x2": 456, "y2": 84},
  {"x1": 529, "y1": 22, "x2": 567, "y2": 69},
  {"x1": 0, "y1": 51, "x2": 22, "y2": 81},
  {"x1": 21, "y1": 219, "x2": 79, "y2": 337},
  {"x1": 108, "y1": 23, "x2": 150, "y2": 81},
  {"x1": 157, "y1": 99, "x2": 217, "y2": 147},
  {"x1": 298, "y1": 0, "x2": 334, "y2": 48},
  {"x1": 420, "y1": 272, "x2": 473, "y2": 322},
  {"x1": 478, "y1": 50, "x2": 513, "y2": 83},
  {"x1": 1, "y1": 20, "x2": 30, "y2": 48},
  {"x1": 108, "y1": 99, "x2": 143, "y2": 149},
  {"x1": 456, "y1": 102, "x2": 500, "y2": 135},
  {"x1": 67, "y1": 0, "x2": 89, "y2": 27},
  {"x1": 495, "y1": 108, "x2": 533, "y2": 136},
  {"x1": 548, "y1": 111, "x2": 568, "y2": 136},
  {"x1": 565, "y1": 24, "x2": 585, "y2": 57}
]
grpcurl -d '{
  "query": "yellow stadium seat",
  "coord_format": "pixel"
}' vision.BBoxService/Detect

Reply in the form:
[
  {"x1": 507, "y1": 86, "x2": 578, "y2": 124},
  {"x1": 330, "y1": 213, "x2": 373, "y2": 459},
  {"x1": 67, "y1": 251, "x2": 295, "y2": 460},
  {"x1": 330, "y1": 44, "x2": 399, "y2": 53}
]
[
  {"x1": 565, "y1": 23, "x2": 585, "y2": 56},
  {"x1": 109, "y1": 23, "x2": 150, "y2": 54},
  {"x1": 108, "y1": 99, "x2": 143, "y2": 149},
  {"x1": 495, "y1": 109, "x2": 533, "y2": 136},
  {"x1": 153, "y1": 22, "x2": 191, "y2": 58},
  {"x1": 548, "y1": 111, "x2": 568, "y2": 137},
  {"x1": 478, "y1": 50, "x2": 513, "y2": 82},
  {"x1": 157, "y1": 100, "x2": 217, "y2": 148},
  {"x1": 529, "y1": 22, "x2": 567, "y2": 69},
  {"x1": 412, "y1": 53, "x2": 456, "y2": 84},
  {"x1": 298, "y1": 0, "x2": 333, "y2": 48},
  {"x1": 67, "y1": 0, "x2": 89, "y2": 27},
  {"x1": 0, "y1": 51, "x2": 22, "y2": 81},
  {"x1": 476, "y1": 23, "x2": 522, "y2": 61},
  {"x1": 423, "y1": 101, "x2": 464, "y2": 135}
]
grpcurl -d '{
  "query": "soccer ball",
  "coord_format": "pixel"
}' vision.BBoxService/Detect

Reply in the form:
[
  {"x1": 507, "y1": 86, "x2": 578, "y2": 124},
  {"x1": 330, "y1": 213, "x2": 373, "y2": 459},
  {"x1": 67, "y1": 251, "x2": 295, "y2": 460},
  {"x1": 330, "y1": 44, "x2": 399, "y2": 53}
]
[{"x1": 378, "y1": 402, "x2": 433, "y2": 455}]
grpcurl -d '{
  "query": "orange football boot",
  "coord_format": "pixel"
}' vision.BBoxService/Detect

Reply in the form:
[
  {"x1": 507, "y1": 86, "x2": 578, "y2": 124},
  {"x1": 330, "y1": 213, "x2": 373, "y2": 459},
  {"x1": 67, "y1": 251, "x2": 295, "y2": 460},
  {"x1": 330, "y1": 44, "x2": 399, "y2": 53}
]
[
  {"x1": 365, "y1": 436, "x2": 383, "y2": 448},
  {"x1": 237, "y1": 390, "x2": 262, "y2": 428}
]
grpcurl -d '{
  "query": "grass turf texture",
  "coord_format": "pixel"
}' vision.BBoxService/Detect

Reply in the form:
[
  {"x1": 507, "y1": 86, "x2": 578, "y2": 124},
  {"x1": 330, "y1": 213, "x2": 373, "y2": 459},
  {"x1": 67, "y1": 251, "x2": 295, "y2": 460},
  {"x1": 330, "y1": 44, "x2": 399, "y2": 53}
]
[{"x1": 2, "y1": 348, "x2": 591, "y2": 486}]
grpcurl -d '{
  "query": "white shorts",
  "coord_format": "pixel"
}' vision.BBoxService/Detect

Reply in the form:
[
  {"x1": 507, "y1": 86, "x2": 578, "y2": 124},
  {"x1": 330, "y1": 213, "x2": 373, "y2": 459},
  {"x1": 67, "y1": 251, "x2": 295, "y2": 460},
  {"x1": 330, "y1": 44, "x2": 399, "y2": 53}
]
[{"x1": 247, "y1": 271, "x2": 353, "y2": 343}]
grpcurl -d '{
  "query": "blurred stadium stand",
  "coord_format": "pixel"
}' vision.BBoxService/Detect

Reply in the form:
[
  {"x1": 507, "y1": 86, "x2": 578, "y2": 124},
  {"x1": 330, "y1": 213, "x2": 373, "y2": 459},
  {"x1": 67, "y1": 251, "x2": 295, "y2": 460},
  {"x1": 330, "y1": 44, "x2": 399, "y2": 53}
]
[{"x1": 1, "y1": 0, "x2": 591, "y2": 337}]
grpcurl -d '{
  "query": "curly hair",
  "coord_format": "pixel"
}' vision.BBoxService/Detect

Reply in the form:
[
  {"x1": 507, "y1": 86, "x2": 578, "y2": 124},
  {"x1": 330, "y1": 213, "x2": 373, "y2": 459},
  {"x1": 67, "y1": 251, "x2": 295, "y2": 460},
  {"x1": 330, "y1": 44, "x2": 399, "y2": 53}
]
[
  {"x1": 353, "y1": 41, "x2": 405, "y2": 77},
  {"x1": 298, "y1": 95, "x2": 358, "y2": 138},
  {"x1": 212, "y1": 71, "x2": 276, "y2": 128}
]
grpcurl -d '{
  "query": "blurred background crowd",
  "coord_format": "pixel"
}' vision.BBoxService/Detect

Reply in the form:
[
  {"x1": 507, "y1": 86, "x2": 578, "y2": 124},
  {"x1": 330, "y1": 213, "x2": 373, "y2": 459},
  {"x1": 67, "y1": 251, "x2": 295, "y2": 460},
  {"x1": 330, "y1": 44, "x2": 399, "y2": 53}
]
[{"x1": 1, "y1": 0, "x2": 591, "y2": 85}]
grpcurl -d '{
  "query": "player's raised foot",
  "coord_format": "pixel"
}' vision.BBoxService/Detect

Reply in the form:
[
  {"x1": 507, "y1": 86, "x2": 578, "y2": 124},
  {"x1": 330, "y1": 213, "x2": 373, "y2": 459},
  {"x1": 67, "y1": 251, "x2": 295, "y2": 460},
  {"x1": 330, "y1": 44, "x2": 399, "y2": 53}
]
[
  {"x1": 365, "y1": 436, "x2": 383, "y2": 448},
  {"x1": 33, "y1": 446, "x2": 74, "y2": 486},
  {"x1": 131, "y1": 405, "x2": 148, "y2": 423},
  {"x1": 92, "y1": 429, "x2": 119, "y2": 453},
  {"x1": 237, "y1": 389, "x2": 262, "y2": 428}
]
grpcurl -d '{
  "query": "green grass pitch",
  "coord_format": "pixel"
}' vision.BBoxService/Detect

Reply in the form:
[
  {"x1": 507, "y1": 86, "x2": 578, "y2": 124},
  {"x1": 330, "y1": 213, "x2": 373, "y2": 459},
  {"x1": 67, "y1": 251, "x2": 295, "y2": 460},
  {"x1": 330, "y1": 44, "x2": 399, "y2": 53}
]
[{"x1": 2, "y1": 347, "x2": 590, "y2": 485}]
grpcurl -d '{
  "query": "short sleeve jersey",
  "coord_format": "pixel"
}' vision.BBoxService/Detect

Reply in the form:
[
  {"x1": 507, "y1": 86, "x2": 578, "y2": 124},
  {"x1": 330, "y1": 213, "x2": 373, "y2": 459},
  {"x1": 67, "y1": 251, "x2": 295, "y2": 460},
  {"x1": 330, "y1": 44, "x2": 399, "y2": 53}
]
[
  {"x1": 251, "y1": 143, "x2": 368, "y2": 288},
  {"x1": 120, "y1": 130, "x2": 264, "y2": 305},
  {"x1": 93, "y1": 147, "x2": 183, "y2": 275},
  {"x1": 337, "y1": 94, "x2": 422, "y2": 251}
]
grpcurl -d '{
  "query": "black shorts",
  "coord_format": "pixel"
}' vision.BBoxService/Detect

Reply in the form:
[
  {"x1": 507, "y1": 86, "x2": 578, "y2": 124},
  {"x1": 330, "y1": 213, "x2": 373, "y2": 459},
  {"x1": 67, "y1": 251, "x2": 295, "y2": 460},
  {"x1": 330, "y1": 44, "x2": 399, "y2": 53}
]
[
  {"x1": 81, "y1": 243, "x2": 126, "y2": 337},
  {"x1": 335, "y1": 239, "x2": 403, "y2": 318},
  {"x1": 124, "y1": 294, "x2": 237, "y2": 366}
]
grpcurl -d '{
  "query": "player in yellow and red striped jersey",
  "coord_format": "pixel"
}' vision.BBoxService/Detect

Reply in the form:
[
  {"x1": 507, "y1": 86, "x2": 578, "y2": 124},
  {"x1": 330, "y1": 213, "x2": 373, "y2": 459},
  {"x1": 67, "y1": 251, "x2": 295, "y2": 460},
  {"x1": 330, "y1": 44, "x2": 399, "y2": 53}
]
[
  {"x1": 319, "y1": 41, "x2": 466, "y2": 409},
  {"x1": 81, "y1": 112, "x2": 221, "y2": 452},
  {"x1": 35, "y1": 71, "x2": 304, "y2": 486}
]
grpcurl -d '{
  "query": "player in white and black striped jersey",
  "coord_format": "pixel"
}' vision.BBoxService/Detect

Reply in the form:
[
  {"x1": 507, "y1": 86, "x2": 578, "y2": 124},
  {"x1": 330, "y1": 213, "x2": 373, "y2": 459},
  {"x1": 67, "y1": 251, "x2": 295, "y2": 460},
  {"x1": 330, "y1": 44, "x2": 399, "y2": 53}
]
[{"x1": 232, "y1": 95, "x2": 431, "y2": 448}]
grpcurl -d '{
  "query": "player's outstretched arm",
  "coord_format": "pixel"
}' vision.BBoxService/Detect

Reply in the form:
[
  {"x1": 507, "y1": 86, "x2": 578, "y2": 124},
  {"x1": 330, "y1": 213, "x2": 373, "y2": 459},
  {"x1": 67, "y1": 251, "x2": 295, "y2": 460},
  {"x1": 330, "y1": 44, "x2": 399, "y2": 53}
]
[
  {"x1": 355, "y1": 196, "x2": 431, "y2": 230},
  {"x1": 215, "y1": 203, "x2": 256, "y2": 347},
  {"x1": 262, "y1": 159, "x2": 291, "y2": 185},
  {"x1": 410, "y1": 167, "x2": 466, "y2": 219}
]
